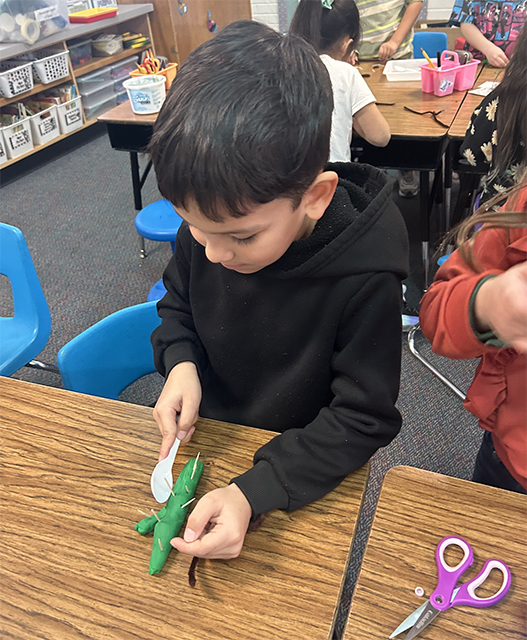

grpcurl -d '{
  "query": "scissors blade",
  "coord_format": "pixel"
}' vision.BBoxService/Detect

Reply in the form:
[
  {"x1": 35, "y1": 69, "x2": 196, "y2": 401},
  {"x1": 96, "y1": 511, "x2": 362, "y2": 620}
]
[
  {"x1": 390, "y1": 588, "x2": 459, "y2": 639},
  {"x1": 389, "y1": 602, "x2": 428, "y2": 638},
  {"x1": 403, "y1": 601, "x2": 440, "y2": 640}
]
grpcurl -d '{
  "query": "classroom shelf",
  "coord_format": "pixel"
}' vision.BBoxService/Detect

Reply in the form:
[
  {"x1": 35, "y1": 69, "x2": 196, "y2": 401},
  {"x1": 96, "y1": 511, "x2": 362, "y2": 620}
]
[
  {"x1": 0, "y1": 3, "x2": 153, "y2": 171},
  {"x1": 0, "y1": 5, "x2": 153, "y2": 60},
  {"x1": 74, "y1": 45, "x2": 149, "y2": 77},
  {"x1": 0, "y1": 119, "x2": 99, "y2": 169},
  {"x1": 0, "y1": 75, "x2": 75, "y2": 109}
]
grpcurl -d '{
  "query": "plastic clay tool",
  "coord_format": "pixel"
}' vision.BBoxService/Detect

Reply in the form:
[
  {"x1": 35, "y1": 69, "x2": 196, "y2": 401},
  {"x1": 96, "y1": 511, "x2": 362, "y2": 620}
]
[{"x1": 151, "y1": 438, "x2": 181, "y2": 502}]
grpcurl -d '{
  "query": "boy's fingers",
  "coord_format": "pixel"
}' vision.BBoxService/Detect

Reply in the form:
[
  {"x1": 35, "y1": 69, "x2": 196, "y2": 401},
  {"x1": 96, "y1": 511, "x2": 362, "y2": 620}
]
[
  {"x1": 170, "y1": 527, "x2": 240, "y2": 559},
  {"x1": 183, "y1": 496, "x2": 218, "y2": 541},
  {"x1": 178, "y1": 398, "x2": 199, "y2": 434},
  {"x1": 158, "y1": 432, "x2": 177, "y2": 461}
]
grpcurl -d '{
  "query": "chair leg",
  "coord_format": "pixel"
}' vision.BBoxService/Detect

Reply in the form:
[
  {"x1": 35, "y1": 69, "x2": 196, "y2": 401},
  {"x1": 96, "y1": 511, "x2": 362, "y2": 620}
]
[
  {"x1": 25, "y1": 360, "x2": 60, "y2": 373},
  {"x1": 139, "y1": 235, "x2": 147, "y2": 259},
  {"x1": 407, "y1": 324, "x2": 466, "y2": 400}
]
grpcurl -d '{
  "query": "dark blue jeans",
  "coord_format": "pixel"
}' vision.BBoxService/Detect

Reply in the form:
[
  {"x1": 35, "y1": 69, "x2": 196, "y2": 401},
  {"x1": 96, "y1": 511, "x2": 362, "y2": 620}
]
[{"x1": 472, "y1": 431, "x2": 526, "y2": 494}]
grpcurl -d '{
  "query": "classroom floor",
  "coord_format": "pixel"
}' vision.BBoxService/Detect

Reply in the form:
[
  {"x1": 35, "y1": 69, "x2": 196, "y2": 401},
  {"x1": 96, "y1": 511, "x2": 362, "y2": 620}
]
[{"x1": 1, "y1": 132, "x2": 482, "y2": 639}]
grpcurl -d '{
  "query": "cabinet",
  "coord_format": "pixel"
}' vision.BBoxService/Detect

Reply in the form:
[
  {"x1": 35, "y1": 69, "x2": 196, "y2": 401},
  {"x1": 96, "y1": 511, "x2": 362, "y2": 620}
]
[
  {"x1": 0, "y1": 3, "x2": 154, "y2": 169},
  {"x1": 122, "y1": 0, "x2": 251, "y2": 65}
]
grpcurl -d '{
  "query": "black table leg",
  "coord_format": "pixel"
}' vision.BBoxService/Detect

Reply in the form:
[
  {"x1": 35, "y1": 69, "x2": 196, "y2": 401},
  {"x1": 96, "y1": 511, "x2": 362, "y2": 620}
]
[
  {"x1": 130, "y1": 151, "x2": 143, "y2": 211},
  {"x1": 420, "y1": 171, "x2": 430, "y2": 289}
]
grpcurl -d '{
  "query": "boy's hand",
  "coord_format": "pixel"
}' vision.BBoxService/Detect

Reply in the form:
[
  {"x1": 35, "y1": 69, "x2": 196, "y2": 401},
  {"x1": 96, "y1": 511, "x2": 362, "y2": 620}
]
[
  {"x1": 153, "y1": 361, "x2": 202, "y2": 461},
  {"x1": 170, "y1": 484, "x2": 252, "y2": 559},
  {"x1": 474, "y1": 263, "x2": 527, "y2": 353},
  {"x1": 482, "y1": 41, "x2": 509, "y2": 67},
  {"x1": 378, "y1": 39, "x2": 399, "y2": 62}
]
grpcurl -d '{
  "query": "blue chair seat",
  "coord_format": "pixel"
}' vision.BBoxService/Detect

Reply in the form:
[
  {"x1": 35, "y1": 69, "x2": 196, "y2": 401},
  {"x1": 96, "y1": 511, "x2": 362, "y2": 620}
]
[
  {"x1": 147, "y1": 278, "x2": 167, "y2": 302},
  {"x1": 134, "y1": 199, "x2": 182, "y2": 257}
]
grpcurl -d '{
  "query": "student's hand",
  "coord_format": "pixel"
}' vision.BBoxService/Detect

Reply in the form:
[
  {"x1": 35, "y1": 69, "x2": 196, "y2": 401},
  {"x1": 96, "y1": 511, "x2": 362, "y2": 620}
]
[
  {"x1": 474, "y1": 262, "x2": 527, "y2": 353},
  {"x1": 378, "y1": 39, "x2": 399, "y2": 63},
  {"x1": 153, "y1": 361, "x2": 202, "y2": 461},
  {"x1": 170, "y1": 484, "x2": 252, "y2": 559},
  {"x1": 483, "y1": 41, "x2": 509, "y2": 67}
]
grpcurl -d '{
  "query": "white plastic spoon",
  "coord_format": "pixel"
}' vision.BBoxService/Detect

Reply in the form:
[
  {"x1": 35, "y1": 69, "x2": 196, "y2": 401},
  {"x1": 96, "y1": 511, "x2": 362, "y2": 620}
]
[{"x1": 150, "y1": 438, "x2": 181, "y2": 503}]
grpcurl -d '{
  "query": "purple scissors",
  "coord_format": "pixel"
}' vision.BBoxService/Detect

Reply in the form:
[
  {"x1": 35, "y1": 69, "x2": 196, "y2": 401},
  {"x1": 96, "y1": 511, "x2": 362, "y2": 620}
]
[{"x1": 393, "y1": 535, "x2": 511, "y2": 640}]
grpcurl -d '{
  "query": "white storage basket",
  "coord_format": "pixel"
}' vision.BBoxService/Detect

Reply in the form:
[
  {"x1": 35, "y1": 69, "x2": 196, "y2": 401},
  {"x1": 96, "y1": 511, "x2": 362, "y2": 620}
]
[
  {"x1": 0, "y1": 129, "x2": 7, "y2": 166},
  {"x1": 0, "y1": 61, "x2": 34, "y2": 98},
  {"x1": 31, "y1": 50, "x2": 71, "y2": 84},
  {"x1": 28, "y1": 105, "x2": 60, "y2": 145},
  {"x1": 2, "y1": 118, "x2": 33, "y2": 159},
  {"x1": 56, "y1": 96, "x2": 83, "y2": 134}
]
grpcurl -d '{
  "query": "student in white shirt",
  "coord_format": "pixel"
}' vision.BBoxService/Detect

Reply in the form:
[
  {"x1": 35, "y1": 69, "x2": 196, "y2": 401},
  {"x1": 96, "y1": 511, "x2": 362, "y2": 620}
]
[{"x1": 290, "y1": 0, "x2": 390, "y2": 162}]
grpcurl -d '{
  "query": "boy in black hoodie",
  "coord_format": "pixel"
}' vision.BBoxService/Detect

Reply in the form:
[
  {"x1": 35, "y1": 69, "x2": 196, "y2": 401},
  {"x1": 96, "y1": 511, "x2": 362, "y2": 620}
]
[{"x1": 149, "y1": 20, "x2": 408, "y2": 560}]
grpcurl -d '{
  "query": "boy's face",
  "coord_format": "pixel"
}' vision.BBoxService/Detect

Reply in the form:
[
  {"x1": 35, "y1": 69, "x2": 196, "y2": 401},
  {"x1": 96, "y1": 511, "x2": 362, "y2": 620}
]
[{"x1": 177, "y1": 197, "x2": 317, "y2": 274}]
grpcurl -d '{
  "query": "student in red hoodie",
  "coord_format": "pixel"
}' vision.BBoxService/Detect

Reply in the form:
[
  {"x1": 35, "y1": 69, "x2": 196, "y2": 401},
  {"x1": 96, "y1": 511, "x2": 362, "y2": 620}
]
[{"x1": 420, "y1": 176, "x2": 527, "y2": 493}]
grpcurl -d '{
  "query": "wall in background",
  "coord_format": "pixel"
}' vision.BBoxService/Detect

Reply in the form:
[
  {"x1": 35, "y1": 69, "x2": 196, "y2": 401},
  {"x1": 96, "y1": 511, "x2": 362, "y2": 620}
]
[{"x1": 250, "y1": 0, "x2": 280, "y2": 30}]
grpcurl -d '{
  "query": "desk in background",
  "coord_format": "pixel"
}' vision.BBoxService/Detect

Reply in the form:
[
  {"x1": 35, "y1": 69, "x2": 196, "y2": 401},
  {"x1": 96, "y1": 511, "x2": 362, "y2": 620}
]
[
  {"x1": 358, "y1": 62, "x2": 469, "y2": 286},
  {"x1": 343, "y1": 465, "x2": 527, "y2": 640},
  {"x1": 0, "y1": 377, "x2": 368, "y2": 640},
  {"x1": 99, "y1": 102, "x2": 157, "y2": 211}
]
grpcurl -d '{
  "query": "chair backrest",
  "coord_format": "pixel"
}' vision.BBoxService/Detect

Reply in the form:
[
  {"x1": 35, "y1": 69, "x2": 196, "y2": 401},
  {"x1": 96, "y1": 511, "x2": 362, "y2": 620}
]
[
  {"x1": 413, "y1": 32, "x2": 448, "y2": 58},
  {"x1": 57, "y1": 301, "x2": 161, "y2": 399},
  {"x1": 0, "y1": 222, "x2": 51, "y2": 376}
]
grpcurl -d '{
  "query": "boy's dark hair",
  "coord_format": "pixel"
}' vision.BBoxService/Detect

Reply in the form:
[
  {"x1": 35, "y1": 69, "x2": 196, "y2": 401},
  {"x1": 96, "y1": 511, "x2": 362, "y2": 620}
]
[
  {"x1": 148, "y1": 20, "x2": 333, "y2": 221},
  {"x1": 289, "y1": 0, "x2": 361, "y2": 54}
]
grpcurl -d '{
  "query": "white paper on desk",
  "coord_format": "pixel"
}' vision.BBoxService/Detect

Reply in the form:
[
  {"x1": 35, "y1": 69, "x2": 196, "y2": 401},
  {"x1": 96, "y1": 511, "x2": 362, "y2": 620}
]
[{"x1": 468, "y1": 81, "x2": 500, "y2": 96}]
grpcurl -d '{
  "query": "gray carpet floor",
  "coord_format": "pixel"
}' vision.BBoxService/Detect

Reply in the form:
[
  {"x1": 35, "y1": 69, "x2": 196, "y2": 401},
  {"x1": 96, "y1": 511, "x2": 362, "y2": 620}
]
[{"x1": 0, "y1": 132, "x2": 482, "y2": 638}]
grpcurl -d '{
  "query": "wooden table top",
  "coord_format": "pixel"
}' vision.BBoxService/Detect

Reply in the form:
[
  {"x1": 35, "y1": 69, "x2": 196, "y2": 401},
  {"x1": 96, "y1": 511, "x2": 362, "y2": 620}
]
[
  {"x1": 343, "y1": 465, "x2": 527, "y2": 640},
  {"x1": 361, "y1": 62, "x2": 467, "y2": 139},
  {"x1": 0, "y1": 377, "x2": 369, "y2": 640},
  {"x1": 448, "y1": 65, "x2": 505, "y2": 139},
  {"x1": 98, "y1": 100, "x2": 158, "y2": 125}
]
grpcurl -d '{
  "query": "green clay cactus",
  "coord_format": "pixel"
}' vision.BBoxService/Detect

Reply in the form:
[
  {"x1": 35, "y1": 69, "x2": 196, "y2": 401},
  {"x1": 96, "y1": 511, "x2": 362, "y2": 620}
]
[{"x1": 136, "y1": 455, "x2": 204, "y2": 575}]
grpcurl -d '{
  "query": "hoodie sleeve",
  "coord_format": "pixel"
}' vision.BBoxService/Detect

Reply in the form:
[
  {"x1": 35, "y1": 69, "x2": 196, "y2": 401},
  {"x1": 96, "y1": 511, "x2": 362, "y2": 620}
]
[
  {"x1": 151, "y1": 225, "x2": 208, "y2": 378},
  {"x1": 419, "y1": 228, "x2": 507, "y2": 360},
  {"x1": 232, "y1": 271, "x2": 403, "y2": 515}
]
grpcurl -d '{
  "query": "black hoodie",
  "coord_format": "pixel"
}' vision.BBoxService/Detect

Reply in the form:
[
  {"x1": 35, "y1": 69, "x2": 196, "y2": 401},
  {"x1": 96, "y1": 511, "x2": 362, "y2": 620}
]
[{"x1": 152, "y1": 163, "x2": 409, "y2": 516}]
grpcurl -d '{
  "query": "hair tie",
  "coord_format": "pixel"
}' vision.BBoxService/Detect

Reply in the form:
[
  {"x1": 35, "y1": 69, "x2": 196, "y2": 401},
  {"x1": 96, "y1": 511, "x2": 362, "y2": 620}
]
[{"x1": 321, "y1": 0, "x2": 334, "y2": 8}]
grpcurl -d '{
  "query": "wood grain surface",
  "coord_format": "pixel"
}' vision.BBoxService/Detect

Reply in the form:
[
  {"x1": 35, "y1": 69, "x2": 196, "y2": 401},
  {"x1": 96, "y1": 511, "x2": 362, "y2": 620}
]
[
  {"x1": 361, "y1": 62, "x2": 469, "y2": 139},
  {"x1": 0, "y1": 378, "x2": 368, "y2": 640},
  {"x1": 98, "y1": 100, "x2": 158, "y2": 125},
  {"x1": 343, "y1": 465, "x2": 527, "y2": 640},
  {"x1": 448, "y1": 66, "x2": 505, "y2": 139}
]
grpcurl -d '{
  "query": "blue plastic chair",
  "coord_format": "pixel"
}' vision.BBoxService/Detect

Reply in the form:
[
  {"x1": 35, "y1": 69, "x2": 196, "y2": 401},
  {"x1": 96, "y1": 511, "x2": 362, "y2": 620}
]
[
  {"x1": 134, "y1": 199, "x2": 183, "y2": 259},
  {"x1": 57, "y1": 301, "x2": 161, "y2": 399},
  {"x1": 0, "y1": 222, "x2": 52, "y2": 376},
  {"x1": 413, "y1": 32, "x2": 448, "y2": 59},
  {"x1": 147, "y1": 278, "x2": 167, "y2": 302}
]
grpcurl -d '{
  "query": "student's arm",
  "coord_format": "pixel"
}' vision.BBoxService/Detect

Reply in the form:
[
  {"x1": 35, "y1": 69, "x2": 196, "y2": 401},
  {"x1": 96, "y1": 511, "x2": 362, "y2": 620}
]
[
  {"x1": 353, "y1": 103, "x2": 391, "y2": 147},
  {"x1": 460, "y1": 22, "x2": 509, "y2": 67},
  {"x1": 378, "y1": 1, "x2": 422, "y2": 62},
  {"x1": 473, "y1": 262, "x2": 527, "y2": 353},
  {"x1": 419, "y1": 228, "x2": 512, "y2": 359},
  {"x1": 151, "y1": 224, "x2": 207, "y2": 459},
  {"x1": 235, "y1": 271, "x2": 404, "y2": 514}
]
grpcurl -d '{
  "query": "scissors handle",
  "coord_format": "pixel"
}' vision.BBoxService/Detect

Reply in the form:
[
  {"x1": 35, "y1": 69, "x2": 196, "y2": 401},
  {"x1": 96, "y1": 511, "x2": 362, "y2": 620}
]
[
  {"x1": 451, "y1": 559, "x2": 511, "y2": 608},
  {"x1": 430, "y1": 536, "x2": 474, "y2": 611}
]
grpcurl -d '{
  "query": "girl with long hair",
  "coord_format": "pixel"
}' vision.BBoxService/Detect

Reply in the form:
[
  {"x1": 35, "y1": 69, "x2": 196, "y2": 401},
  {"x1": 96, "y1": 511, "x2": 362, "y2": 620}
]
[
  {"x1": 290, "y1": 0, "x2": 390, "y2": 162},
  {"x1": 420, "y1": 175, "x2": 527, "y2": 493},
  {"x1": 460, "y1": 23, "x2": 526, "y2": 207}
]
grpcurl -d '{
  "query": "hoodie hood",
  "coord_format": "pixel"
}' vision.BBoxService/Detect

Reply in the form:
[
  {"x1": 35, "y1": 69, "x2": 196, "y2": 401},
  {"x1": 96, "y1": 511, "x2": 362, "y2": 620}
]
[{"x1": 263, "y1": 162, "x2": 409, "y2": 280}]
